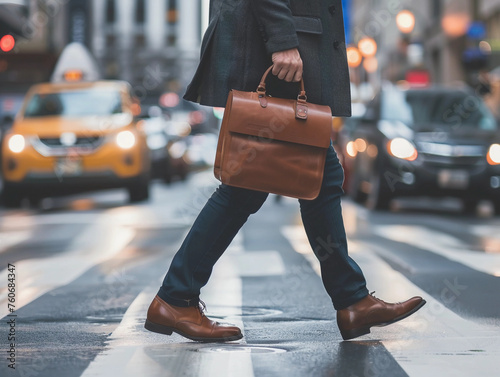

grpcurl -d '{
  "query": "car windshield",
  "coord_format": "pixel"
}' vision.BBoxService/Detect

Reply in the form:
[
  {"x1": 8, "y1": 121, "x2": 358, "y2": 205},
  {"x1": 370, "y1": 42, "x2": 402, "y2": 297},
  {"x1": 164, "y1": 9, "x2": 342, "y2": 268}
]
[
  {"x1": 381, "y1": 88, "x2": 497, "y2": 131},
  {"x1": 24, "y1": 89, "x2": 123, "y2": 118}
]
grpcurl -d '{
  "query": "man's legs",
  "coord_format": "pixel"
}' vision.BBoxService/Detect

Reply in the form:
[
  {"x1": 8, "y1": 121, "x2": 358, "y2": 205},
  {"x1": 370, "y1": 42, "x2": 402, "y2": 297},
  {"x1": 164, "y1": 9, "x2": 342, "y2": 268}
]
[
  {"x1": 299, "y1": 145, "x2": 369, "y2": 310},
  {"x1": 299, "y1": 145, "x2": 425, "y2": 340},
  {"x1": 158, "y1": 184, "x2": 269, "y2": 307}
]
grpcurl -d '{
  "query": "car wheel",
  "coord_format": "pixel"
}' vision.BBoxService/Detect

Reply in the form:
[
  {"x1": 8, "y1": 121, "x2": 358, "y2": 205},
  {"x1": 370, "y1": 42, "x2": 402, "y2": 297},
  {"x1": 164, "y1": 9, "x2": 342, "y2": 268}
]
[
  {"x1": 28, "y1": 195, "x2": 42, "y2": 209},
  {"x1": 462, "y1": 199, "x2": 478, "y2": 215},
  {"x1": 162, "y1": 164, "x2": 175, "y2": 184},
  {"x1": 128, "y1": 175, "x2": 150, "y2": 203},
  {"x1": 492, "y1": 200, "x2": 500, "y2": 216},
  {"x1": 161, "y1": 159, "x2": 174, "y2": 184},
  {"x1": 1, "y1": 184, "x2": 24, "y2": 208},
  {"x1": 366, "y1": 171, "x2": 391, "y2": 210},
  {"x1": 178, "y1": 166, "x2": 188, "y2": 181}
]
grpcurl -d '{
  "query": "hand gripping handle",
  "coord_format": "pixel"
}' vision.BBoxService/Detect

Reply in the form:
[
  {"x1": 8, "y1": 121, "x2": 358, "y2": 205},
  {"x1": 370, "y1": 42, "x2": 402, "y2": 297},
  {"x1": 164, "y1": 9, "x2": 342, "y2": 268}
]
[{"x1": 256, "y1": 65, "x2": 308, "y2": 119}]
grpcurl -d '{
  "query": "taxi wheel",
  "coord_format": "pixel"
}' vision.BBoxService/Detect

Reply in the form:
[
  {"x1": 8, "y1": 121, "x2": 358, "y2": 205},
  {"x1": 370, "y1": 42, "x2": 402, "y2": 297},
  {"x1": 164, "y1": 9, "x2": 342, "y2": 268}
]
[
  {"x1": 128, "y1": 176, "x2": 150, "y2": 203},
  {"x1": 1, "y1": 184, "x2": 23, "y2": 208},
  {"x1": 28, "y1": 196, "x2": 42, "y2": 209}
]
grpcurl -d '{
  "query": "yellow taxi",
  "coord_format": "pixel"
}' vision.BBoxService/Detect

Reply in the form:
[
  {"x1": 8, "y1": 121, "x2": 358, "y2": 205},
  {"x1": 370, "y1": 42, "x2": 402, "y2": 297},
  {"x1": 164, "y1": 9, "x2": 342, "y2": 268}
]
[{"x1": 1, "y1": 78, "x2": 151, "y2": 207}]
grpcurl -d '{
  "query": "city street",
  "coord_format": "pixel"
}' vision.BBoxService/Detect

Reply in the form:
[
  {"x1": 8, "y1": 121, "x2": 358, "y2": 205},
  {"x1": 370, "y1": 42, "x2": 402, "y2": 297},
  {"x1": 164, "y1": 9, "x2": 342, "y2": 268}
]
[{"x1": 1, "y1": 170, "x2": 499, "y2": 377}]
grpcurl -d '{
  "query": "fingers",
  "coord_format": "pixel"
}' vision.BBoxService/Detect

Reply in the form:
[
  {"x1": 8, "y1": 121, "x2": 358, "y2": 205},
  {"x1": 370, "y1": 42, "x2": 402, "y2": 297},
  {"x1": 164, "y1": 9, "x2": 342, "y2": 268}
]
[
  {"x1": 277, "y1": 64, "x2": 302, "y2": 82},
  {"x1": 273, "y1": 61, "x2": 303, "y2": 82},
  {"x1": 271, "y1": 48, "x2": 303, "y2": 82}
]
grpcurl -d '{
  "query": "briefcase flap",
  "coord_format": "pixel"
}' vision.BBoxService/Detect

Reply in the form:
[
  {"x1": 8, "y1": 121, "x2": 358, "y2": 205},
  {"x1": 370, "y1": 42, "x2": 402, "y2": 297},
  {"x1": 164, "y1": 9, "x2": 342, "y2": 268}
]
[{"x1": 226, "y1": 90, "x2": 332, "y2": 149}]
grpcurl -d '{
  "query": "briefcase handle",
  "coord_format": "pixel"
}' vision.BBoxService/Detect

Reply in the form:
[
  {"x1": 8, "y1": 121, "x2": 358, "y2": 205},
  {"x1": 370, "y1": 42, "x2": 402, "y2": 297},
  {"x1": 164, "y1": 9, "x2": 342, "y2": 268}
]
[
  {"x1": 256, "y1": 65, "x2": 309, "y2": 120},
  {"x1": 257, "y1": 65, "x2": 307, "y2": 101}
]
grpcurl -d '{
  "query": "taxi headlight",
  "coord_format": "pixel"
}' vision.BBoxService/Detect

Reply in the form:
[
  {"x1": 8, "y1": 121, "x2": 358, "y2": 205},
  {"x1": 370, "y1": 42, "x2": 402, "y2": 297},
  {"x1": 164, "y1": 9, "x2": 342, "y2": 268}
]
[
  {"x1": 387, "y1": 138, "x2": 418, "y2": 161},
  {"x1": 8, "y1": 134, "x2": 26, "y2": 153},
  {"x1": 487, "y1": 143, "x2": 500, "y2": 165},
  {"x1": 116, "y1": 130, "x2": 136, "y2": 149}
]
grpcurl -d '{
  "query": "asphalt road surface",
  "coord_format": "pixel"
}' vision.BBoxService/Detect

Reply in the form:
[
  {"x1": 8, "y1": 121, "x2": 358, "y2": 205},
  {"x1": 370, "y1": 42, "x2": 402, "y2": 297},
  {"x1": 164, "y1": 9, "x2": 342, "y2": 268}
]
[{"x1": 0, "y1": 171, "x2": 499, "y2": 377}]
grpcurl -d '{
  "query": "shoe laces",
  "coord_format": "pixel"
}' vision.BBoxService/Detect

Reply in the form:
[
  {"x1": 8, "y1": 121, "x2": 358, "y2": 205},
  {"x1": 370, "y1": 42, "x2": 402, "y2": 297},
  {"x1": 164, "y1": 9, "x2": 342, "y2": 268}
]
[
  {"x1": 197, "y1": 299, "x2": 207, "y2": 317},
  {"x1": 370, "y1": 291, "x2": 384, "y2": 303},
  {"x1": 370, "y1": 291, "x2": 405, "y2": 305}
]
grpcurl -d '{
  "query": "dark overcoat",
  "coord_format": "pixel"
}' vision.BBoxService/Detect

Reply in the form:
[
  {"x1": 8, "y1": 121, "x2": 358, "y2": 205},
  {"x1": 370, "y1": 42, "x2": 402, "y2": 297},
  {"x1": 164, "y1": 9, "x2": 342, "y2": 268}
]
[{"x1": 184, "y1": 0, "x2": 351, "y2": 117}]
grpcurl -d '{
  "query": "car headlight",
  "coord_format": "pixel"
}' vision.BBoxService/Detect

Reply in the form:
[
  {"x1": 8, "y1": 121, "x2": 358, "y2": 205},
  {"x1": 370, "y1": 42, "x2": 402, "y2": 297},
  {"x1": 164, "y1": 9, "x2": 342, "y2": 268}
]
[
  {"x1": 116, "y1": 130, "x2": 136, "y2": 149},
  {"x1": 8, "y1": 134, "x2": 26, "y2": 153},
  {"x1": 487, "y1": 143, "x2": 500, "y2": 165},
  {"x1": 387, "y1": 138, "x2": 418, "y2": 161},
  {"x1": 346, "y1": 141, "x2": 357, "y2": 158}
]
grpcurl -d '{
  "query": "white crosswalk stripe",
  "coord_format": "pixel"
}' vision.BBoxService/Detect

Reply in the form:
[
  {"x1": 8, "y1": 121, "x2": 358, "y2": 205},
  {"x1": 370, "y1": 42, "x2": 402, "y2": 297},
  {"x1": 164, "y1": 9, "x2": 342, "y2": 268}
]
[
  {"x1": 0, "y1": 213, "x2": 135, "y2": 318},
  {"x1": 373, "y1": 224, "x2": 500, "y2": 276},
  {"x1": 0, "y1": 230, "x2": 31, "y2": 254},
  {"x1": 281, "y1": 224, "x2": 500, "y2": 377},
  {"x1": 2, "y1": 179, "x2": 499, "y2": 376},
  {"x1": 0, "y1": 173, "x2": 219, "y2": 318},
  {"x1": 81, "y1": 234, "x2": 255, "y2": 377}
]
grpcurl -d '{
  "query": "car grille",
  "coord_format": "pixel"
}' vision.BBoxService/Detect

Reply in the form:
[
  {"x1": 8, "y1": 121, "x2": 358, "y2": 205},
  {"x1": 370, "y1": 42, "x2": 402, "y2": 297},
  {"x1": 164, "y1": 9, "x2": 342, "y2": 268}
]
[
  {"x1": 421, "y1": 154, "x2": 485, "y2": 168},
  {"x1": 33, "y1": 136, "x2": 104, "y2": 156},
  {"x1": 417, "y1": 142, "x2": 486, "y2": 169},
  {"x1": 39, "y1": 136, "x2": 102, "y2": 148}
]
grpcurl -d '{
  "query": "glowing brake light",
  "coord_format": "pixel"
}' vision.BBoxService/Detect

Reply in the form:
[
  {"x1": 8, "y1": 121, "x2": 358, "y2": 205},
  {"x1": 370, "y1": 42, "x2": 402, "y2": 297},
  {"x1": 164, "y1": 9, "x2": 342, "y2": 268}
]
[
  {"x1": 64, "y1": 70, "x2": 84, "y2": 82},
  {"x1": 0, "y1": 35, "x2": 15, "y2": 52}
]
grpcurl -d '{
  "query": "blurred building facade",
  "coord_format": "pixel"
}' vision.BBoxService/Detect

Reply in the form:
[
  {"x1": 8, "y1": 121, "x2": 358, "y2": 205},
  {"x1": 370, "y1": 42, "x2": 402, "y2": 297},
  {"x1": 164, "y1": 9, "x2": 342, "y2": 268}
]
[
  {"x1": 91, "y1": 0, "x2": 204, "y2": 105},
  {"x1": 349, "y1": 0, "x2": 500, "y2": 88},
  {"x1": 0, "y1": 0, "x2": 206, "y2": 105}
]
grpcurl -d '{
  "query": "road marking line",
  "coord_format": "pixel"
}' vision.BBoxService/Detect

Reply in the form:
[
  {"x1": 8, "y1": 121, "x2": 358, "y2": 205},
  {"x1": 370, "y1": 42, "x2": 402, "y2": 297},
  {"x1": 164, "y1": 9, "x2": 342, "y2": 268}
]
[
  {"x1": 0, "y1": 230, "x2": 32, "y2": 254},
  {"x1": 81, "y1": 234, "x2": 254, "y2": 377},
  {"x1": 282, "y1": 224, "x2": 500, "y2": 377},
  {"x1": 0, "y1": 215, "x2": 135, "y2": 318},
  {"x1": 374, "y1": 225, "x2": 500, "y2": 276}
]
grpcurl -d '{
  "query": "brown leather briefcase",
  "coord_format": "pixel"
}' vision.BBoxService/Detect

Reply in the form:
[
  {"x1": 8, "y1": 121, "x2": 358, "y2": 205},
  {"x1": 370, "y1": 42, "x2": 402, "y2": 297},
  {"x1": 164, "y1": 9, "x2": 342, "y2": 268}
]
[{"x1": 214, "y1": 66, "x2": 333, "y2": 200}]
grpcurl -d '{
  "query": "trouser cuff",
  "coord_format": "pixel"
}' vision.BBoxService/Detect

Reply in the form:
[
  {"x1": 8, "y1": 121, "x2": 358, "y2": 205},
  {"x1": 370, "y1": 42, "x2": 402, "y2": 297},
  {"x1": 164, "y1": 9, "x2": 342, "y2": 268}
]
[
  {"x1": 332, "y1": 287, "x2": 369, "y2": 310},
  {"x1": 157, "y1": 286, "x2": 200, "y2": 308}
]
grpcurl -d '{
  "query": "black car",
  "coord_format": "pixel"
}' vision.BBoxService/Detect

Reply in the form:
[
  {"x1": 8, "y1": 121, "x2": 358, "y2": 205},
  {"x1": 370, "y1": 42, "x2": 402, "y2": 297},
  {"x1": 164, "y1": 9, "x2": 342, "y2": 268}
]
[
  {"x1": 139, "y1": 110, "x2": 190, "y2": 184},
  {"x1": 345, "y1": 85, "x2": 500, "y2": 214}
]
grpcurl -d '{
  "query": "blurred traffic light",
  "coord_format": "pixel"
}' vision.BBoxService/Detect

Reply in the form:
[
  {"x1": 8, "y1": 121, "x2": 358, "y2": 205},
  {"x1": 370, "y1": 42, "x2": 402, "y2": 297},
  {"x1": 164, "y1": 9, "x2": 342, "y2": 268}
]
[{"x1": 0, "y1": 34, "x2": 15, "y2": 52}]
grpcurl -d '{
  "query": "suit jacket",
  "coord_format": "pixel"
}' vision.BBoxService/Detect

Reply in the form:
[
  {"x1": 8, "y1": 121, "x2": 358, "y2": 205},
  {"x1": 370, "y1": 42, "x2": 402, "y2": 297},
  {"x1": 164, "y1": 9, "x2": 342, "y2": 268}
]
[{"x1": 184, "y1": 0, "x2": 351, "y2": 117}]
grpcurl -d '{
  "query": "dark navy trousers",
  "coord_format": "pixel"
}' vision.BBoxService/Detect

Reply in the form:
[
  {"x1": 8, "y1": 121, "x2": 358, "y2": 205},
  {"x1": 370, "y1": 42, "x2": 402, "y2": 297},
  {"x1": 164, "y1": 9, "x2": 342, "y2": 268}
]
[{"x1": 158, "y1": 145, "x2": 368, "y2": 310}]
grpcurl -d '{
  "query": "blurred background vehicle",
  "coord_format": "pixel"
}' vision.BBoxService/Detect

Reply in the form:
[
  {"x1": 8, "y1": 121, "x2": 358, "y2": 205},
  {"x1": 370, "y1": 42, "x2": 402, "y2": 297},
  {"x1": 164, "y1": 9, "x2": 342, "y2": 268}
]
[
  {"x1": 158, "y1": 92, "x2": 220, "y2": 136},
  {"x1": 1, "y1": 43, "x2": 151, "y2": 207},
  {"x1": 342, "y1": 84, "x2": 500, "y2": 214},
  {"x1": 0, "y1": 93, "x2": 24, "y2": 168},
  {"x1": 139, "y1": 105, "x2": 190, "y2": 183},
  {"x1": 158, "y1": 95, "x2": 220, "y2": 173},
  {"x1": 333, "y1": 102, "x2": 367, "y2": 191},
  {"x1": 184, "y1": 132, "x2": 218, "y2": 170},
  {"x1": 0, "y1": 93, "x2": 23, "y2": 131}
]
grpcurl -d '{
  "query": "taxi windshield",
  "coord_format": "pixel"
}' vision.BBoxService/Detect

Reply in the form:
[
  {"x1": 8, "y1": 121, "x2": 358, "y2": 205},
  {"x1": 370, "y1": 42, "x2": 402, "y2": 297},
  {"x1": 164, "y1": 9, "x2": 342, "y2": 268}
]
[{"x1": 24, "y1": 89, "x2": 123, "y2": 118}]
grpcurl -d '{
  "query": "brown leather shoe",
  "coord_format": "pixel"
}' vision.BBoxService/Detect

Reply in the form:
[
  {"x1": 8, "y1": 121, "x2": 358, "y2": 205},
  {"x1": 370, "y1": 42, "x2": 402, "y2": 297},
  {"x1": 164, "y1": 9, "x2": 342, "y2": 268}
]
[
  {"x1": 144, "y1": 295, "x2": 243, "y2": 342},
  {"x1": 337, "y1": 293, "x2": 426, "y2": 340}
]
